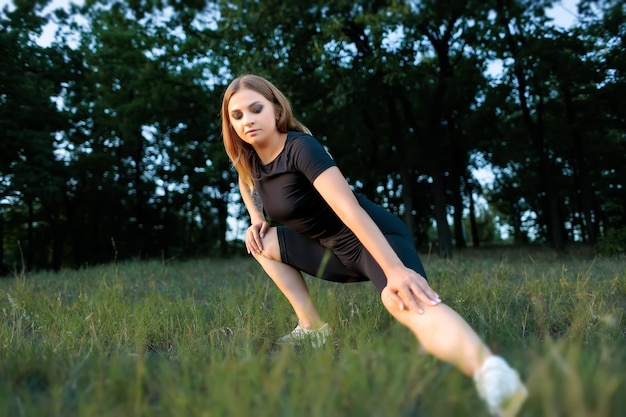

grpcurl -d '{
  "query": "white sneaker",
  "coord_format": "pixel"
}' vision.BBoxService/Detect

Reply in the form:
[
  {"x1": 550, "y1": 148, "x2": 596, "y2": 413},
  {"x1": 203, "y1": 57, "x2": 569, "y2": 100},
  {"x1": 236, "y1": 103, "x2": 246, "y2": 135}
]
[
  {"x1": 277, "y1": 323, "x2": 331, "y2": 348},
  {"x1": 473, "y1": 356, "x2": 528, "y2": 417}
]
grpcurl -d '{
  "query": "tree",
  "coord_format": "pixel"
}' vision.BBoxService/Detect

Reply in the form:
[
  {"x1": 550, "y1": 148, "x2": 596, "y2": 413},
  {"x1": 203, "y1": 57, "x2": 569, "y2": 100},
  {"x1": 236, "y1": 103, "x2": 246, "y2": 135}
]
[
  {"x1": 2, "y1": 0, "x2": 624, "y2": 270},
  {"x1": 0, "y1": 1, "x2": 70, "y2": 270}
]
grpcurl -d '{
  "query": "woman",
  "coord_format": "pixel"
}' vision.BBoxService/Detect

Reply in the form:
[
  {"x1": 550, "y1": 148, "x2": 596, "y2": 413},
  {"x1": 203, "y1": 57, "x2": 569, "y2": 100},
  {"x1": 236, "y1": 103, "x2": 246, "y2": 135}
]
[{"x1": 221, "y1": 74, "x2": 527, "y2": 416}]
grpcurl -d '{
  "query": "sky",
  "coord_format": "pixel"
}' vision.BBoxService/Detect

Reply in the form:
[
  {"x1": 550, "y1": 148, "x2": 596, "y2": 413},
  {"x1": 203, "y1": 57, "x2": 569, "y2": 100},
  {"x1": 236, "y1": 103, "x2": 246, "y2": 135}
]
[{"x1": 1, "y1": 0, "x2": 582, "y2": 48}]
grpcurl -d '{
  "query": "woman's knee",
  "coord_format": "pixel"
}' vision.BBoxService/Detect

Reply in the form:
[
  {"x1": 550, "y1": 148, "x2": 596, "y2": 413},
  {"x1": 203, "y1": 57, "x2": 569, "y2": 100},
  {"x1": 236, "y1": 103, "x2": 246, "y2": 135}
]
[
  {"x1": 380, "y1": 286, "x2": 425, "y2": 327},
  {"x1": 381, "y1": 286, "x2": 403, "y2": 315},
  {"x1": 252, "y1": 227, "x2": 281, "y2": 262}
]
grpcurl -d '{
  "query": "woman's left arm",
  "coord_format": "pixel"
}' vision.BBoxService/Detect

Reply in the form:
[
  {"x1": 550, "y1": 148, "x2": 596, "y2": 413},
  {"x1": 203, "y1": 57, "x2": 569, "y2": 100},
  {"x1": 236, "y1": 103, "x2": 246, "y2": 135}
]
[{"x1": 313, "y1": 166, "x2": 441, "y2": 313}]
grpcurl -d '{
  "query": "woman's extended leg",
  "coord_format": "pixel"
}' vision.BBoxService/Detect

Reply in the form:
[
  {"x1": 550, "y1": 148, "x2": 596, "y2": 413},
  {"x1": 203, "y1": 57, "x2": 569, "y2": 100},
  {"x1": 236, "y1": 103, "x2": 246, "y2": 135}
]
[
  {"x1": 381, "y1": 288, "x2": 527, "y2": 416},
  {"x1": 381, "y1": 288, "x2": 489, "y2": 375}
]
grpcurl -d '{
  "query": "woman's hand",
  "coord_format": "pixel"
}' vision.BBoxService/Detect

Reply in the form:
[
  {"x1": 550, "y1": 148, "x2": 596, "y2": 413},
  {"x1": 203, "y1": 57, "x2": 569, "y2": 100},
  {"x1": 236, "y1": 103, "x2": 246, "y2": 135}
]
[
  {"x1": 245, "y1": 221, "x2": 270, "y2": 254},
  {"x1": 384, "y1": 265, "x2": 442, "y2": 314}
]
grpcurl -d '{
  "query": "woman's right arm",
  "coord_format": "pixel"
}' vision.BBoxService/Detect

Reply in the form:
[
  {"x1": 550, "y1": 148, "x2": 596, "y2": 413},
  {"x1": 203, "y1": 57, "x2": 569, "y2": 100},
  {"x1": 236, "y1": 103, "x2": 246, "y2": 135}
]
[{"x1": 239, "y1": 176, "x2": 269, "y2": 254}]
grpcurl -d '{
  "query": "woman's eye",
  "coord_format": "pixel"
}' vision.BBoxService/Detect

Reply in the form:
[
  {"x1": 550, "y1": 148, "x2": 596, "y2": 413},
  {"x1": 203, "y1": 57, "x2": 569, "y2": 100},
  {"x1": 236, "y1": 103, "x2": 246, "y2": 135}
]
[
  {"x1": 252, "y1": 105, "x2": 263, "y2": 114},
  {"x1": 231, "y1": 112, "x2": 242, "y2": 120}
]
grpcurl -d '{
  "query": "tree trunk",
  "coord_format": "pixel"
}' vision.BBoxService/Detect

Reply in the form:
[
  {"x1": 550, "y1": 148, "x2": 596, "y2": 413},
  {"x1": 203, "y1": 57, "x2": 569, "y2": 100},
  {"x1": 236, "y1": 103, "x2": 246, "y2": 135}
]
[
  {"x1": 467, "y1": 177, "x2": 480, "y2": 247},
  {"x1": 0, "y1": 206, "x2": 5, "y2": 273},
  {"x1": 26, "y1": 198, "x2": 34, "y2": 271},
  {"x1": 451, "y1": 176, "x2": 467, "y2": 249},
  {"x1": 132, "y1": 129, "x2": 146, "y2": 258},
  {"x1": 420, "y1": 29, "x2": 455, "y2": 257},
  {"x1": 400, "y1": 170, "x2": 416, "y2": 242},
  {"x1": 562, "y1": 84, "x2": 597, "y2": 244},
  {"x1": 450, "y1": 135, "x2": 467, "y2": 249},
  {"x1": 215, "y1": 192, "x2": 229, "y2": 256},
  {"x1": 538, "y1": 86, "x2": 565, "y2": 249},
  {"x1": 389, "y1": 93, "x2": 416, "y2": 243},
  {"x1": 50, "y1": 216, "x2": 64, "y2": 272},
  {"x1": 497, "y1": 2, "x2": 564, "y2": 250},
  {"x1": 432, "y1": 168, "x2": 453, "y2": 257}
]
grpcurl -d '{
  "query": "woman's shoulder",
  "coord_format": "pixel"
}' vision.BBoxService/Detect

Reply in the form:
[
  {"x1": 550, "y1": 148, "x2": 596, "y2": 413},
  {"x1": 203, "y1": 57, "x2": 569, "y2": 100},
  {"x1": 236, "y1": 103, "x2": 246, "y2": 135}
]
[
  {"x1": 285, "y1": 131, "x2": 335, "y2": 167},
  {"x1": 287, "y1": 130, "x2": 314, "y2": 141},
  {"x1": 286, "y1": 131, "x2": 320, "y2": 149}
]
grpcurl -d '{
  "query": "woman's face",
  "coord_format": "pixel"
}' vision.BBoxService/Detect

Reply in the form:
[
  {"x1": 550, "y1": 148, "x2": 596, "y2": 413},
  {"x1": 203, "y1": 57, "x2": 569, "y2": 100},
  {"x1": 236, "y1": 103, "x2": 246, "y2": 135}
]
[{"x1": 227, "y1": 87, "x2": 279, "y2": 148}]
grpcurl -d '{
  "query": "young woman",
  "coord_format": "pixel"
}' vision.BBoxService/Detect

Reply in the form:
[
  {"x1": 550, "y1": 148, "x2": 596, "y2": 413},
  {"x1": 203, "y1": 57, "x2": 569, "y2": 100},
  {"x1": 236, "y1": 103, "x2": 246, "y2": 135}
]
[{"x1": 221, "y1": 74, "x2": 528, "y2": 416}]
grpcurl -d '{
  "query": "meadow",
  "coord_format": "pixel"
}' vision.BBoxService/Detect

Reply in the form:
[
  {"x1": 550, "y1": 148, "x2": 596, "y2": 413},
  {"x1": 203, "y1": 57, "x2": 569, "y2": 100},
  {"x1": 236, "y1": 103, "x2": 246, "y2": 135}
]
[{"x1": 0, "y1": 247, "x2": 624, "y2": 417}]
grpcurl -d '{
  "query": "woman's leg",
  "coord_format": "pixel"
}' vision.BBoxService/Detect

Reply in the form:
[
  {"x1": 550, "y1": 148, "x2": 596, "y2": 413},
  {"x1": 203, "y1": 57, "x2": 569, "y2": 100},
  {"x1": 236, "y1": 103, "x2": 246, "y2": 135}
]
[
  {"x1": 380, "y1": 289, "x2": 490, "y2": 376},
  {"x1": 251, "y1": 227, "x2": 325, "y2": 330},
  {"x1": 347, "y1": 204, "x2": 491, "y2": 375},
  {"x1": 381, "y1": 289, "x2": 527, "y2": 416}
]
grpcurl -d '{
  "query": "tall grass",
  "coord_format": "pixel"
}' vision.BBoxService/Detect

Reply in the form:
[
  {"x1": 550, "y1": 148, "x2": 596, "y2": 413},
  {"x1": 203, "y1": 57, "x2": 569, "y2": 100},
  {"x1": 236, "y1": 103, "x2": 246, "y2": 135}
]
[{"x1": 0, "y1": 249, "x2": 624, "y2": 416}]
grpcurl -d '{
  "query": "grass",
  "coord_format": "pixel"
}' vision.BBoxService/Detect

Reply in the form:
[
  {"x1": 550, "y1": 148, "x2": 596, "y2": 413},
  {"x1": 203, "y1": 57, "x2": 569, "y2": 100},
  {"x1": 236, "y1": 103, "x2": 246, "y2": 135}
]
[{"x1": 0, "y1": 248, "x2": 624, "y2": 416}]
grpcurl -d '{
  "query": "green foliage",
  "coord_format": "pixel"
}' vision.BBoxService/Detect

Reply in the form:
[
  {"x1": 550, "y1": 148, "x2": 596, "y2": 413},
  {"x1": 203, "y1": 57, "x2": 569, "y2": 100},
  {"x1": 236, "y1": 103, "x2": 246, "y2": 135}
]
[
  {"x1": 1, "y1": 0, "x2": 625, "y2": 270},
  {"x1": 0, "y1": 252, "x2": 624, "y2": 416},
  {"x1": 595, "y1": 228, "x2": 626, "y2": 256}
]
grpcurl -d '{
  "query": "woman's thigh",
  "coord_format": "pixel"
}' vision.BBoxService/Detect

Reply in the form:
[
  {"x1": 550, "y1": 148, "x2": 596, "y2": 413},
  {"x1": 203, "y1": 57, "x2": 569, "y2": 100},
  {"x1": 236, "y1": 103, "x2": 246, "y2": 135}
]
[{"x1": 277, "y1": 226, "x2": 367, "y2": 284}]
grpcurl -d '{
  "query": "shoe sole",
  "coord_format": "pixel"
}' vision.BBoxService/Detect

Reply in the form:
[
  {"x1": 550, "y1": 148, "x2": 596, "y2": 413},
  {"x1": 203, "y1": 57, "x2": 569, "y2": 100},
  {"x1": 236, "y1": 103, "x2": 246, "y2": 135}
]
[
  {"x1": 277, "y1": 336, "x2": 329, "y2": 349},
  {"x1": 496, "y1": 384, "x2": 528, "y2": 417}
]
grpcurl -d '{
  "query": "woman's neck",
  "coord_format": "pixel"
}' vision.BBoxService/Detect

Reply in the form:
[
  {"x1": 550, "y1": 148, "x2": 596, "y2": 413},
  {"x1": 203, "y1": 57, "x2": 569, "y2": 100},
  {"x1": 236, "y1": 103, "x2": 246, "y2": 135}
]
[{"x1": 255, "y1": 132, "x2": 288, "y2": 165}]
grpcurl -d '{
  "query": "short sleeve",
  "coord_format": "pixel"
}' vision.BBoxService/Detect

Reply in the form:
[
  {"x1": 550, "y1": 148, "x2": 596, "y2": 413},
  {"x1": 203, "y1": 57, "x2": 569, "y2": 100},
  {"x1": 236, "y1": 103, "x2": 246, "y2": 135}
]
[{"x1": 290, "y1": 134, "x2": 337, "y2": 183}]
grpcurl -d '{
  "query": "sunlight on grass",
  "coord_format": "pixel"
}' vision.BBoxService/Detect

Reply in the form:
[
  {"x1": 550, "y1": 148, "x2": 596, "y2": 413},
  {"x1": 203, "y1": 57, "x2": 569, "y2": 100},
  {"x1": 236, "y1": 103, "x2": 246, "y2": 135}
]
[{"x1": 0, "y1": 250, "x2": 624, "y2": 416}]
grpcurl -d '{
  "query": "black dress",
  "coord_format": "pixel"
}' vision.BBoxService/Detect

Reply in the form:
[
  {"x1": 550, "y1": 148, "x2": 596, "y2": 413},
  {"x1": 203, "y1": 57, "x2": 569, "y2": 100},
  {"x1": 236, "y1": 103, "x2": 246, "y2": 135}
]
[{"x1": 251, "y1": 131, "x2": 427, "y2": 293}]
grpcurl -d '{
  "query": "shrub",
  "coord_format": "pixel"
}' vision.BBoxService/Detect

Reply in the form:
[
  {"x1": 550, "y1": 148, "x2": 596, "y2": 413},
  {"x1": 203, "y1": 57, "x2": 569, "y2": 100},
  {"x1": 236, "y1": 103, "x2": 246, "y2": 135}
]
[{"x1": 595, "y1": 228, "x2": 626, "y2": 256}]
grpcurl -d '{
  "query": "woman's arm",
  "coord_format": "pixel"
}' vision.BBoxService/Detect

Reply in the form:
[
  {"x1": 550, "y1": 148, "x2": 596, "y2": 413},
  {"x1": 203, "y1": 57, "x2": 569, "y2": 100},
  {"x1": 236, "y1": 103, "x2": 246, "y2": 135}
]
[
  {"x1": 239, "y1": 176, "x2": 268, "y2": 254},
  {"x1": 313, "y1": 166, "x2": 441, "y2": 312}
]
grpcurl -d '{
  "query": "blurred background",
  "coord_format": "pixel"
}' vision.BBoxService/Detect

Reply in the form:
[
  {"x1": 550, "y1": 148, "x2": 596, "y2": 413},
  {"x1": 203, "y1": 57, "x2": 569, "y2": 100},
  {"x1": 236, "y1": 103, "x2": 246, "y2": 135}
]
[{"x1": 1, "y1": 0, "x2": 624, "y2": 272}]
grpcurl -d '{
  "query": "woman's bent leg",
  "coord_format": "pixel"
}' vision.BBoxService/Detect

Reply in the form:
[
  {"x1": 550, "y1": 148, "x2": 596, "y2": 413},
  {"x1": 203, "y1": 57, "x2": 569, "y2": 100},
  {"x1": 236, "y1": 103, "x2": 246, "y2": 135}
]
[{"x1": 251, "y1": 227, "x2": 325, "y2": 330}]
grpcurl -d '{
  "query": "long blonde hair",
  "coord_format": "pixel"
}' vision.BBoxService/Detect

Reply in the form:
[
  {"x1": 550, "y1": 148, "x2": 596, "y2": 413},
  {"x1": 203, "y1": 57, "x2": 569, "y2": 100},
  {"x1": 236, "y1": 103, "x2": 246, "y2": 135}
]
[{"x1": 221, "y1": 74, "x2": 310, "y2": 194}]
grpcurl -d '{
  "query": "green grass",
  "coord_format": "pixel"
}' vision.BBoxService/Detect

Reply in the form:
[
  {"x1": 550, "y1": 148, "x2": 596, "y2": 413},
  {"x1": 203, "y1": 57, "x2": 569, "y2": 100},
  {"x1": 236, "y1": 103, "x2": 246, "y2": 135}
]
[{"x1": 0, "y1": 249, "x2": 624, "y2": 416}]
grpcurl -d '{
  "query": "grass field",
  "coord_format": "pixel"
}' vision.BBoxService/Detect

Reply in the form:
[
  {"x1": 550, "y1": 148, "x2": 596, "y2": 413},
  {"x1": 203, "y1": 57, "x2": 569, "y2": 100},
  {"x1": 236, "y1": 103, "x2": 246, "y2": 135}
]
[{"x1": 0, "y1": 247, "x2": 624, "y2": 416}]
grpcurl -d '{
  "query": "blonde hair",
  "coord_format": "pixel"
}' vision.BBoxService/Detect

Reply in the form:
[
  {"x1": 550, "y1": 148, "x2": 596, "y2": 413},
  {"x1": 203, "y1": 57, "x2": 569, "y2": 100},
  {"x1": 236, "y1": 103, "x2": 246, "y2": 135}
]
[{"x1": 221, "y1": 74, "x2": 310, "y2": 194}]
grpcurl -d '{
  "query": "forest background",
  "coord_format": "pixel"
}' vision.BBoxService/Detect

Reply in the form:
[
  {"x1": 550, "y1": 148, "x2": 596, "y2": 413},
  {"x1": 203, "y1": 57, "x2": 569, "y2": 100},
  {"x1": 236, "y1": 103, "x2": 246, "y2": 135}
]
[{"x1": 1, "y1": 0, "x2": 625, "y2": 273}]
